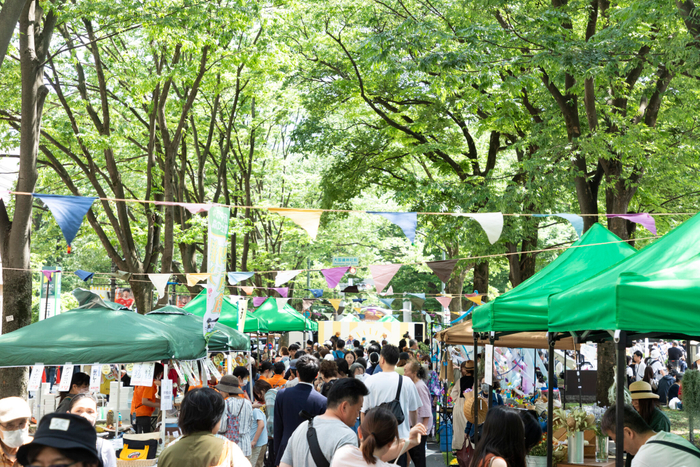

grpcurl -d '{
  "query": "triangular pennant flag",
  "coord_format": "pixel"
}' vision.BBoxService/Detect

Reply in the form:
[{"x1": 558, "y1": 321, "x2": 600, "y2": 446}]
[
  {"x1": 426, "y1": 259, "x2": 459, "y2": 284},
  {"x1": 110, "y1": 270, "x2": 132, "y2": 281},
  {"x1": 181, "y1": 203, "x2": 212, "y2": 214},
  {"x1": 329, "y1": 299, "x2": 342, "y2": 311},
  {"x1": 354, "y1": 306, "x2": 361, "y2": 313},
  {"x1": 436, "y1": 296, "x2": 452, "y2": 308},
  {"x1": 341, "y1": 285, "x2": 359, "y2": 293},
  {"x1": 352, "y1": 298, "x2": 367, "y2": 303},
  {"x1": 302, "y1": 298, "x2": 316, "y2": 310},
  {"x1": 148, "y1": 273, "x2": 171, "y2": 299},
  {"x1": 410, "y1": 297, "x2": 425, "y2": 310},
  {"x1": 268, "y1": 208, "x2": 323, "y2": 240},
  {"x1": 606, "y1": 213, "x2": 656, "y2": 235},
  {"x1": 275, "y1": 270, "x2": 302, "y2": 287},
  {"x1": 275, "y1": 298, "x2": 289, "y2": 310},
  {"x1": 466, "y1": 294, "x2": 482, "y2": 305},
  {"x1": 273, "y1": 287, "x2": 289, "y2": 298},
  {"x1": 74, "y1": 270, "x2": 94, "y2": 282},
  {"x1": 367, "y1": 211, "x2": 417, "y2": 243},
  {"x1": 42, "y1": 270, "x2": 53, "y2": 282},
  {"x1": 240, "y1": 286, "x2": 254, "y2": 295},
  {"x1": 369, "y1": 264, "x2": 402, "y2": 294},
  {"x1": 321, "y1": 267, "x2": 349, "y2": 289},
  {"x1": 452, "y1": 212, "x2": 504, "y2": 244},
  {"x1": 379, "y1": 298, "x2": 394, "y2": 308},
  {"x1": 408, "y1": 293, "x2": 426, "y2": 300},
  {"x1": 227, "y1": 271, "x2": 254, "y2": 285},
  {"x1": 34, "y1": 194, "x2": 98, "y2": 247},
  {"x1": 186, "y1": 273, "x2": 211, "y2": 287},
  {"x1": 379, "y1": 285, "x2": 394, "y2": 296},
  {"x1": 534, "y1": 213, "x2": 584, "y2": 237},
  {"x1": 307, "y1": 289, "x2": 323, "y2": 298},
  {"x1": 253, "y1": 296, "x2": 268, "y2": 307}
]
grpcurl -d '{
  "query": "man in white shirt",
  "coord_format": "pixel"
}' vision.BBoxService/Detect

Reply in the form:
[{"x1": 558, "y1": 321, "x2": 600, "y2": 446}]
[
  {"x1": 603, "y1": 404, "x2": 700, "y2": 467},
  {"x1": 361, "y1": 345, "x2": 422, "y2": 467},
  {"x1": 631, "y1": 351, "x2": 646, "y2": 382}
]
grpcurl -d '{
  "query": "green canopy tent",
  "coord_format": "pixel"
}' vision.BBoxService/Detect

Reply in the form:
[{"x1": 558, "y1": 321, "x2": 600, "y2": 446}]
[
  {"x1": 472, "y1": 223, "x2": 636, "y2": 333},
  {"x1": 378, "y1": 315, "x2": 400, "y2": 323},
  {"x1": 340, "y1": 314, "x2": 360, "y2": 322},
  {"x1": 549, "y1": 213, "x2": 700, "y2": 336},
  {"x1": 148, "y1": 305, "x2": 249, "y2": 352},
  {"x1": 184, "y1": 290, "x2": 269, "y2": 334},
  {"x1": 73, "y1": 288, "x2": 130, "y2": 311},
  {"x1": 253, "y1": 298, "x2": 316, "y2": 332},
  {"x1": 0, "y1": 307, "x2": 205, "y2": 367}
]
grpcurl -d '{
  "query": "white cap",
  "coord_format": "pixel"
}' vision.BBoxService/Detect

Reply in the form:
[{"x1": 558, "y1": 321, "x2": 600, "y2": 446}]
[{"x1": 0, "y1": 397, "x2": 31, "y2": 423}]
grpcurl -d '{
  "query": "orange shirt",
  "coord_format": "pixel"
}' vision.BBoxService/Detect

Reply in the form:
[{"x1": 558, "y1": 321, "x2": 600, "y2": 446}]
[
  {"x1": 131, "y1": 384, "x2": 158, "y2": 417},
  {"x1": 266, "y1": 374, "x2": 287, "y2": 389}
]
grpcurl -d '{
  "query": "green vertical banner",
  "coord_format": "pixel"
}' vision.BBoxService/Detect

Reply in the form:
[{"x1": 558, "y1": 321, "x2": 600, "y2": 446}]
[{"x1": 204, "y1": 206, "x2": 230, "y2": 335}]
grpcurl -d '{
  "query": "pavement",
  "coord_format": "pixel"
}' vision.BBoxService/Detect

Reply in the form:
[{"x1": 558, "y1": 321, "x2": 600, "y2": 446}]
[{"x1": 426, "y1": 438, "x2": 451, "y2": 467}]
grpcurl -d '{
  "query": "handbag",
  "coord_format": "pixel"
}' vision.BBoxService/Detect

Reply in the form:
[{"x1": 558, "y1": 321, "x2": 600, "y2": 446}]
[
  {"x1": 455, "y1": 433, "x2": 474, "y2": 467},
  {"x1": 378, "y1": 374, "x2": 405, "y2": 425}
]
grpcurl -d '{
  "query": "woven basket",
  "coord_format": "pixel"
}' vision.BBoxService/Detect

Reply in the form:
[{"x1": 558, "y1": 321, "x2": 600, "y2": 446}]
[{"x1": 117, "y1": 459, "x2": 157, "y2": 467}]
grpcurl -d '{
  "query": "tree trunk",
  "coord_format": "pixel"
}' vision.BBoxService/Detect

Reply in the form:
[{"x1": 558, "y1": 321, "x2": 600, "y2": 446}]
[
  {"x1": 130, "y1": 279, "x2": 152, "y2": 315},
  {"x1": 596, "y1": 341, "x2": 616, "y2": 406},
  {"x1": 473, "y1": 261, "x2": 489, "y2": 299},
  {"x1": 0, "y1": 0, "x2": 55, "y2": 398},
  {"x1": 0, "y1": 0, "x2": 26, "y2": 70}
]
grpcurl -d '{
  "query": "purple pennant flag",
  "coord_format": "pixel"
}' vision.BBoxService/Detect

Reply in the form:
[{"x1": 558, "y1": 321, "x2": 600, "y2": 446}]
[
  {"x1": 273, "y1": 287, "x2": 288, "y2": 298},
  {"x1": 321, "y1": 267, "x2": 349, "y2": 289},
  {"x1": 42, "y1": 270, "x2": 53, "y2": 282},
  {"x1": 253, "y1": 296, "x2": 268, "y2": 307},
  {"x1": 606, "y1": 213, "x2": 656, "y2": 235}
]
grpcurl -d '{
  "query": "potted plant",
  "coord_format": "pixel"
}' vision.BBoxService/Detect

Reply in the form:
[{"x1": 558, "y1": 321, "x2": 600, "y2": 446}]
[
  {"x1": 590, "y1": 406, "x2": 609, "y2": 461},
  {"x1": 526, "y1": 434, "x2": 565, "y2": 467},
  {"x1": 553, "y1": 407, "x2": 596, "y2": 463}
]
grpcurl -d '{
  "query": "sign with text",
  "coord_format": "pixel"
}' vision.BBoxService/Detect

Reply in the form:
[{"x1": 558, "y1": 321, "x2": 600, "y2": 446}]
[
  {"x1": 485, "y1": 344, "x2": 494, "y2": 386},
  {"x1": 204, "y1": 206, "x2": 230, "y2": 335},
  {"x1": 28, "y1": 363, "x2": 45, "y2": 391},
  {"x1": 89, "y1": 363, "x2": 101, "y2": 392},
  {"x1": 332, "y1": 256, "x2": 359, "y2": 266},
  {"x1": 131, "y1": 362, "x2": 155, "y2": 387},
  {"x1": 58, "y1": 363, "x2": 74, "y2": 392},
  {"x1": 161, "y1": 379, "x2": 173, "y2": 410}
]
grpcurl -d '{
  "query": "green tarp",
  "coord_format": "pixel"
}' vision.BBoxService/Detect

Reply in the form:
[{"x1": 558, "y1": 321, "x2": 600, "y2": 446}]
[
  {"x1": 340, "y1": 314, "x2": 360, "y2": 322},
  {"x1": 0, "y1": 307, "x2": 205, "y2": 367},
  {"x1": 473, "y1": 224, "x2": 636, "y2": 332},
  {"x1": 549, "y1": 213, "x2": 700, "y2": 335},
  {"x1": 148, "y1": 305, "x2": 249, "y2": 352},
  {"x1": 253, "y1": 298, "x2": 316, "y2": 332},
  {"x1": 184, "y1": 291, "x2": 269, "y2": 333},
  {"x1": 378, "y1": 315, "x2": 400, "y2": 323}
]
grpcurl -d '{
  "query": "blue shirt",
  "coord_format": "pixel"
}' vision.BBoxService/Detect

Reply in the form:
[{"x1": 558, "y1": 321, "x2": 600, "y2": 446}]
[{"x1": 250, "y1": 408, "x2": 267, "y2": 447}]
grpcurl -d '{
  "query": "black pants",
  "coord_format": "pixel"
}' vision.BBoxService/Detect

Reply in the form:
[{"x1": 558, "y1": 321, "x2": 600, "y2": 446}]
[
  {"x1": 408, "y1": 434, "x2": 427, "y2": 467},
  {"x1": 134, "y1": 416, "x2": 152, "y2": 433},
  {"x1": 264, "y1": 437, "x2": 276, "y2": 467}
]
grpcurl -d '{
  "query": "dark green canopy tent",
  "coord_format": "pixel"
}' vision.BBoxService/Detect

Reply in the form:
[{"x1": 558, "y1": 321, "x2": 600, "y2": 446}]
[
  {"x1": 549, "y1": 213, "x2": 700, "y2": 335},
  {"x1": 0, "y1": 307, "x2": 205, "y2": 367},
  {"x1": 184, "y1": 290, "x2": 269, "y2": 333},
  {"x1": 148, "y1": 305, "x2": 249, "y2": 351},
  {"x1": 472, "y1": 223, "x2": 636, "y2": 332},
  {"x1": 253, "y1": 298, "x2": 317, "y2": 332}
]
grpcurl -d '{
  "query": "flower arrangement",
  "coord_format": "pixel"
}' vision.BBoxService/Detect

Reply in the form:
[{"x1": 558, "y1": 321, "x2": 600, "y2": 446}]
[
  {"x1": 553, "y1": 407, "x2": 596, "y2": 435},
  {"x1": 588, "y1": 406, "x2": 608, "y2": 436},
  {"x1": 528, "y1": 433, "x2": 566, "y2": 464}
]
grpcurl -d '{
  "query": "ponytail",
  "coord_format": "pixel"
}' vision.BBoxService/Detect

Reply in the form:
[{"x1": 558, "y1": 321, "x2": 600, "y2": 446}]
[
  {"x1": 360, "y1": 431, "x2": 378, "y2": 464},
  {"x1": 359, "y1": 407, "x2": 399, "y2": 464}
]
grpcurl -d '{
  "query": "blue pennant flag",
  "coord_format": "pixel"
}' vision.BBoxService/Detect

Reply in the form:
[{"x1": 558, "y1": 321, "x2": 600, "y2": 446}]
[
  {"x1": 367, "y1": 211, "x2": 417, "y2": 243},
  {"x1": 306, "y1": 288, "x2": 324, "y2": 298},
  {"x1": 228, "y1": 271, "x2": 255, "y2": 285},
  {"x1": 408, "y1": 293, "x2": 426, "y2": 300},
  {"x1": 352, "y1": 298, "x2": 367, "y2": 303},
  {"x1": 34, "y1": 194, "x2": 97, "y2": 246},
  {"x1": 379, "y1": 298, "x2": 394, "y2": 308},
  {"x1": 74, "y1": 270, "x2": 94, "y2": 282},
  {"x1": 533, "y1": 213, "x2": 583, "y2": 237}
]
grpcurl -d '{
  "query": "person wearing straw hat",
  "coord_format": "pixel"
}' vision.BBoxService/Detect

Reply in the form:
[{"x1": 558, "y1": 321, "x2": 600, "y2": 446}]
[
  {"x1": 449, "y1": 360, "x2": 474, "y2": 451},
  {"x1": 626, "y1": 380, "x2": 671, "y2": 467}
]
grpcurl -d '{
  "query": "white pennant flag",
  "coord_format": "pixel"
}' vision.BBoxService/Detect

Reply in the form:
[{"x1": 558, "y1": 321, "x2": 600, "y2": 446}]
[
  {"x1": 275, "y1": 298, "x2": 289, "y2": 311},
  {"x1": 148, "y1": 273, "x2": 171, "y2": 299},
  {"x1": 452, "y1": 212, "x2": 503, "y2": 244},
  {"x1": 275, "y1": 270, "x2": 302, "y2": 287}
]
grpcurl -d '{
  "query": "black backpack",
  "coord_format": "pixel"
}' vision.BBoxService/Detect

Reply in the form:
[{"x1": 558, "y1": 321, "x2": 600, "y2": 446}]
[{"x1": 378, "y1": 373, "x2": 405, "y2": 425}]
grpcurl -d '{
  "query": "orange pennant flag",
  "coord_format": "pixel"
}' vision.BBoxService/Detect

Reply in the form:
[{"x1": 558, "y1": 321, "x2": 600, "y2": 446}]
[
  {"x1": 466, "y1": 295, "x2": 482, "y2": 305},
  {"x1": 240, "y1": 286, "x2": 255, "y2": 295}
]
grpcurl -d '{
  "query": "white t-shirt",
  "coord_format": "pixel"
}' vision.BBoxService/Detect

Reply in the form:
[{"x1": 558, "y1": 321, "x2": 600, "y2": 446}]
[
  {"x1": 361, "y1": 371, "x2": 422, "y2": 438},
  {"x1": 330, "y1": 444, "x2": 394, "y2": 467},
  {"x1": 280, "y1": 416, "x2": 358, "y2": 467},
  {"x1": 632, "y1": 431, "x2": 700, "y2": 467}
]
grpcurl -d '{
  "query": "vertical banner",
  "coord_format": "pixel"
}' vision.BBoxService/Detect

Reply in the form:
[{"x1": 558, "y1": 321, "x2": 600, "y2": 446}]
[
  {"x1": 161, "y1": 379, "x2": 173, "y2": 410},
  {"x1": 237, "y1": 298, "x2": 248, "y2": 333},
  {"x1": 485, "y1": 344, "x2": 494, "y2": 385},
  {"x1": 204, "y1": 206, "x2": 231, "y2": 335},
  {"x1": 39, "y1": 267, "x2": 62, "y2": 320},
  {"x1": 89, "y1": 363, "x2": 101, "y2": 392}
]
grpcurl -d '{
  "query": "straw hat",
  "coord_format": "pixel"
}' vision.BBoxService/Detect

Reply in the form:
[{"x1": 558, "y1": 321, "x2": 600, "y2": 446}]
[
  {"x1": 463, "y1": 390, "x2": 489, "y2": 424},
  {"x1": 629, "y1": 381, "x2": 659, "y2": 400},
  {"x1": 462, "y1": 360, "x2": 475, "y2": 370}
]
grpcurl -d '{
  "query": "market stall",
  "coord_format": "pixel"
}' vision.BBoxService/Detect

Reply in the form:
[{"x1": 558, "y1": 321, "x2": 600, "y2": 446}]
[
  {"x1": 184, "y1": 290, "x2": 269, "y2": 333},
  {"x1": 253, "y1": 297, "x2": 317, "y2": 332}
]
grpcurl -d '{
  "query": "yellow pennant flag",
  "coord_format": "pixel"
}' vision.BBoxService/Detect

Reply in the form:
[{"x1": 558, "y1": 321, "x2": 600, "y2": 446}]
[
  {"x1": 186, "y1": 273, "x2": 211, "y2": 287},
  {"x1": 466, "y1": 295, "x2": 482, "y2": 306},
  {"x1": 268, "y1": 208, "x2": 323, "y2": 240},
  {"x1": 354, "y1": 306, "x2": 361, "y2": 314},
  {"x1": 329, "y1": 299, "x2": 342, "y2": 312}
]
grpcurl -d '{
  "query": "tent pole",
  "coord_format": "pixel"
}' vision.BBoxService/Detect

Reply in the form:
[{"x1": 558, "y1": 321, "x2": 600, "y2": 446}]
[
  {"x1": 547, "y1": 334, "x2": 555, "y2": 467},
  {"x1": 487, "y1": 334, "x2": 494, "y2": 409},
  {"x1": 616, "y1": 331, "x2": 626, "y2": 467},
  {"x1": 574, "y1": 337, "x2": 583, "y2": 408},
  {"x1": 533, "y1": 348, "x2": 537, "y2": 396},
  {"x1": 248, "y1": 350, "x2": 253, "y2": 401},
  {"x1": 473, "y1": 332, "x2": 479, "y2": 444}
]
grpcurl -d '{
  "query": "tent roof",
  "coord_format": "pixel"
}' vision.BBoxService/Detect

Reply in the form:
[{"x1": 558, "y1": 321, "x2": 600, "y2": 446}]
[
  {"x1": 148, "y1": 305, "x2": 249, "y2": 351},
  {"x1": 184, "y1": 291, "x2": 268, "y2": 333},
  {"x1": 378, "y1": 315, "x2": 400, "y2": 323},
  {"x1": 0, "y1": 307, "x2": 205, "y2": 367},
  {"x1": 253, "y1": 298, "x2": 316, "y2": 332},
  {"x1": 436, "y1": 320, "x2": 577, "y2": 350},
  {"x1": 473, "y1": 223, "x2": 636, "y2": 332},
  {"x1": 549, "y1": 213, "x2": 700, "y2": 335},
  {"x1": 340, "y1": 314, "x2": 360, "y2": 322}
]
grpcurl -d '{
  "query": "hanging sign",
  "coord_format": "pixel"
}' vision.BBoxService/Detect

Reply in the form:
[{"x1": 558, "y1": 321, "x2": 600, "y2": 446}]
[
  {"x1": 131, "y1": 362, "x2": 155, "y2": 387},
  {"x1": 485, "y1": 345, "x2": 494, "y2": 386},
  {"x1": 28, "y1": 363, "x2": 45, "y2": 392},
  {"x1": 161, "y1": 379, "x2": 173, "y2": 411},
  {"x1": 58, "y1": 363, "x2": 74, "y2": 392},
  {"x1": 89, "y1": 363, "x2": 101, "y2": 392},
  {"x1": 206, "y1": 359, "x2": 222, "y2": 381},
  {"x1": 204, "y1": 206, "x2": 231, "y2": 335},
  {"x1": 237, "y1": 297, "x2": 248, "y2": 333}
]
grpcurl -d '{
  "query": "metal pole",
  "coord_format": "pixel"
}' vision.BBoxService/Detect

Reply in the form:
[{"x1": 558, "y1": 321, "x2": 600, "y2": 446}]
[
  {"x1": 533, "y1": 348, "x2": 537, "y2": 395},
  {"x1": 575, "y1": 338, "x2": 583, "y2": 408},
  {"x1": 616, "y1": 332, "x2": 626, "y2": 467},
  {"x1": 248, "y1": 351, "x2": 253, "y2": 400},
  {"x1": 487, "y1": 334, "x2": 494, "y2": 408},
  {"x1": 473, "y1": 332, "x2": 480, "y2": 443},
  {"x1": 43, "y1": 273, "x2": 51, "y2": 320},
  {"x1": 547, "y1": 334, "x2": 555, "y2": 467}
]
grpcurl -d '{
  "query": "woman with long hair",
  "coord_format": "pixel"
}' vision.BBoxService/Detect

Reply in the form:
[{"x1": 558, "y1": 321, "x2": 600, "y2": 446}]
[
  {"x1": 450, "y1": 360, "x2": 474, "y2": 451},
  {"x1": 642, "y1": 366, "x2": 654, "y2": 385},
  {"x1": 330, "y1": 407, "x2": 426, "y2": 467},
  {"x1": 318, "y1": 360, "x2": 339, "y2": 397},
  {"x1": 469, "y1": 406, "x2": 526, "y2": 467},
  {"x1": 345, "y1": 350, "x2": 357, "y2": 367}
]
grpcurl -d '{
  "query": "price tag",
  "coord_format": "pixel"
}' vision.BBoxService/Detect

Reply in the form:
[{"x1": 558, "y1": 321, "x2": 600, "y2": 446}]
[
  {"x1": 485, "y1": 344, "x2": 494, "y2": 386},
  {"x1": 28, "y1": 363, "x2": 45, "y2": 391},
  {"x1": 132, "y1": 362, "x2": 155, "y2": 387},
  {"x1": 89, "y1": 363, "x2": 101, "y2": 391},
  {"x1": 161, "y1": 379, "x2": 173, "y2": 410},
  {"x1": 202, "y1": 359, "x2": 211, "y2": 383},
  {"x1": 172, "y1": 361, "x2": 185, "y2": 382},
  {"x1": 112, "y1": 437, "x2": 124, "y2": 450},
  {"x1": 206, "y1": 359, "x2": 222, "y2": 381},
  {"x1": 58, "y1": 363, "x2": 74, "y2": 392}
]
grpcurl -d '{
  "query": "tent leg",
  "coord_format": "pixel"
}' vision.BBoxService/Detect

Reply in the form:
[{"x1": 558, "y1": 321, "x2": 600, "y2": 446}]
[
  {"x1": 248, "y1": 351, "x2": 253, "y2": 400},
  {"x1": 563, "y1": 351, "x2": 567, "y2": 410},
  {"x1": 616, "y1": 332, "x2": 626, "y2": 467},
  {"x1": 473, "y1": 332, "x2": 479, "y2": 444},
  {"x1": 487, "y1": 335, "x2": 494, "y2": 409},
  {"x1": 547, "y1": 335, "x2": 555, "y2": 467},
  {"x1": 575, "y1": 338, "x2": 583, "y2": 408}
]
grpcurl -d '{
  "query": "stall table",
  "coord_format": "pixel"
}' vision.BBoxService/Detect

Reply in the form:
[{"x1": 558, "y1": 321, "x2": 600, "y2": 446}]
[{"x1": 557, "y1": 459, "x2": 616, "y2": 467}]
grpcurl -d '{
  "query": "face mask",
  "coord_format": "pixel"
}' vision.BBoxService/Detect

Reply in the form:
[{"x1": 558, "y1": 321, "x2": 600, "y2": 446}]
[
  {"x1": 242, "y1": 379, "x2": 249, "y2": 386},
  {"x1": 0, "y1": 427, "x2": 28, "y2": 448}
]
